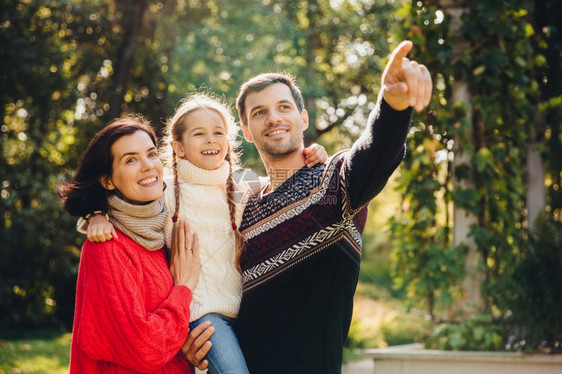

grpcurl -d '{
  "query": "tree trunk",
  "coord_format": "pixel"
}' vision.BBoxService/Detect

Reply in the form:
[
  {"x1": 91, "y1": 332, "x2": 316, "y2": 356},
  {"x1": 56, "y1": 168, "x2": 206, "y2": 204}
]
[
  {"x1": 0, "y1": 102, "x2": 5, "y2": 232},
  {"x1": 526, "y1": 0, "x2": 550, "y2": 231},
  {"x1": 442, "y1": 0, "x2": 485, "y2": 319},
  {"x1": 107, "y1": 0, "x2": 149, "y2": 121},
  {"x1": 526, "y1": 108, "x2": 546, "y2": 230},
  {"x1": 303, "y1": 0, "x2": 321, "y2": 145},
  {"x1": 526, "y1": 142, "x2": 546, "y2": 229}
]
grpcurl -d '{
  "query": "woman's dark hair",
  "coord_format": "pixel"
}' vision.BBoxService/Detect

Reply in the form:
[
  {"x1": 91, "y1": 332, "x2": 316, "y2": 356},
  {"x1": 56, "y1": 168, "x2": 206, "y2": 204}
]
[{"x1": 58, "y1": 115, "x2": 157, "y2": 217}]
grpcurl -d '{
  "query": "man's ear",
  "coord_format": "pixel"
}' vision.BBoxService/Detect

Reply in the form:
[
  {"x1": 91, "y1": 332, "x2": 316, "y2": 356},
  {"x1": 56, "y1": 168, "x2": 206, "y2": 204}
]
[
  {"x1": 172, "y1": 140, "x2": 186, "y2": 158},
  {"x1": 241, "y1": 124, "x2": 254, "y2": 143},
  {"x1": 300, "y1": 109, "x2": 309, "y2": 131},
  {"x1": 99, "y1": 175, "x2": 115, "y2": 190}
]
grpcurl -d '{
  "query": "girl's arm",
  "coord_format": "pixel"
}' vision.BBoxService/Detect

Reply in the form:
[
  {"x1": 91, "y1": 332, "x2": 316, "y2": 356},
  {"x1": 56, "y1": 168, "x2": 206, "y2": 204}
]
[{"x1": 80, "y1": 214, "x2": 117, "y2": 242}]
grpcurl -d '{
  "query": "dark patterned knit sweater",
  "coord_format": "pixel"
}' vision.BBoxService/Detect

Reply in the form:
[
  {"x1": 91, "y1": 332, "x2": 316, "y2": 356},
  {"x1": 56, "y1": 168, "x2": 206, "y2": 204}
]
[{"x1": 235, "y1": 99, "x2": 412, "y2": 374}]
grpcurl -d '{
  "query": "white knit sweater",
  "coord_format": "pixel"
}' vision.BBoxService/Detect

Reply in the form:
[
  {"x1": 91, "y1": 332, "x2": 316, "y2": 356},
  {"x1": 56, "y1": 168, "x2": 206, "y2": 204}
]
[{"x1": 164, "y1": 159, "x2": 245, "y2": 322}]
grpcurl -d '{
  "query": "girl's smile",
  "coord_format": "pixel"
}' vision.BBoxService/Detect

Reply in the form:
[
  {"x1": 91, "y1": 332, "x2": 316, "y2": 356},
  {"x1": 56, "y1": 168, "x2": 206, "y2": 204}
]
[{"x1": 173, "y1": 108, "x2": 229, "y2": 170}]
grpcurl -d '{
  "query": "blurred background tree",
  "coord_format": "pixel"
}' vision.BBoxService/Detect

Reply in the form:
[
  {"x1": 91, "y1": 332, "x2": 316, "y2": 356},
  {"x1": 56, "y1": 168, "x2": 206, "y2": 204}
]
[{"x1": 1, "y1": 0, "x2": 560, "y2": 353}]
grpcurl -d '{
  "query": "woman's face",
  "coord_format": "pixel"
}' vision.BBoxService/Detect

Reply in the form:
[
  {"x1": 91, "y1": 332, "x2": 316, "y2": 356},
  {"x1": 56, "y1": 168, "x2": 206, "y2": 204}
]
[{"x1": 102, "y1": 130, "x2": 164, "y2": 204}]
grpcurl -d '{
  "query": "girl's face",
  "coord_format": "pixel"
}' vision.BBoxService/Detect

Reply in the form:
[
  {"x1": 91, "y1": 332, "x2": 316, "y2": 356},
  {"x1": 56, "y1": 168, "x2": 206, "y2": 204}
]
[
  {"x1": 173, "y1": 108, "x2": 229, "y2": 170},
  {"x1": 102, "y1": 130, "x2": 164, "y2": 204}
]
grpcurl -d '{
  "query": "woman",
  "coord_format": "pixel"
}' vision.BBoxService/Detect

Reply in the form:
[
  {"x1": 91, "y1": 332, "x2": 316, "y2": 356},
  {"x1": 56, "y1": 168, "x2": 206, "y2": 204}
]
[{"x1": 59, "y1": 115, "x2": 201, "y2": 373}]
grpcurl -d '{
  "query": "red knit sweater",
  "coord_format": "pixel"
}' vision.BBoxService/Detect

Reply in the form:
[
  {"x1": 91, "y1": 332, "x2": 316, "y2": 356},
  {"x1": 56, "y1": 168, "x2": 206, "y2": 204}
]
[{"x1": 69, "y1": 231, "x2": 194, "y2": 373}]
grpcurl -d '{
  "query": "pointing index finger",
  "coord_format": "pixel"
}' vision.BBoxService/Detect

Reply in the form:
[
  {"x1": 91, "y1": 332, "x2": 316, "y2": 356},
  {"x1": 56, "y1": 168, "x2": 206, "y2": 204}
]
[{"x1": 386, "y1": 40, "x2": 413, "y2": 74}]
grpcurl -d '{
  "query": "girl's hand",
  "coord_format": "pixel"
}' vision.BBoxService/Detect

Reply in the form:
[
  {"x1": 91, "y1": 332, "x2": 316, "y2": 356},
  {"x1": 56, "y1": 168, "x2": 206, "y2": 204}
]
[
  {"x1": 87, "y1": 214, "x2": 117, "y2": 242},
  {"x1": 169, "y1": 220, "x2": 200, "y2": 290},
  {"x1": 303, "y1": 143, "x2": 328, "y2": 167}
]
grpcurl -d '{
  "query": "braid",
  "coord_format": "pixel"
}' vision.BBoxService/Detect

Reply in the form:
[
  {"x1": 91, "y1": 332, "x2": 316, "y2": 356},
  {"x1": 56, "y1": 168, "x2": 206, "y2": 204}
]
[
  {"x1": 167, "y1": 148, "x2": 182, "y2": 263},
  {"x1": 225, "y1": 152, "x2": 247, "y2": 269},
  {"x1": 172, "y1": 148, "x2": 181, "y2": 223}
]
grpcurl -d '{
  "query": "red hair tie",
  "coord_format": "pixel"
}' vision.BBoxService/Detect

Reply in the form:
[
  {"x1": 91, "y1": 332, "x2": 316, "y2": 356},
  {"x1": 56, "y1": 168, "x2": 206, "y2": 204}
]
[
  {"x1": 231, "y1": 222, "x2": 237, "y2": 230},
  {"x1": 172, "y1": 215, "x2": 178, "y2": 223}
]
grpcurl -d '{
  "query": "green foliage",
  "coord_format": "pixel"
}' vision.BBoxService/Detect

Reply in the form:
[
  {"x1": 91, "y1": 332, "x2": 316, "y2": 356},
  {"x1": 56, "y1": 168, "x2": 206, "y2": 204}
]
[
  {"x1": 380, "y1": 312, "x2": 431, "y2": 346},
  {"x1": 359, "y1": 186, "x2": 407, "y2": 298},
  {"x1": 426, "y1": 315, "x2": 505, "y2": 351},
  {"x1": 390, "y1": 217, "x2": 466, "y2": 317},
  {"x1": 346, "y1": 283, "x2": 431, "y2": 352},
  {"x1": 346, "y1": 315, "x2": 387, "y2": 350},
  {"x1": 0, "y1": 0, "x2": 206, "y2": 329},
  {"x1": 389, "y1": 0, "x2": 562, "y2": 351},
  {"x1": 1, "y1": 0, "x2": 85, "y2": 329},
  {"x1": 506, "y1": 216, "x2": 562, "y2": 348}
]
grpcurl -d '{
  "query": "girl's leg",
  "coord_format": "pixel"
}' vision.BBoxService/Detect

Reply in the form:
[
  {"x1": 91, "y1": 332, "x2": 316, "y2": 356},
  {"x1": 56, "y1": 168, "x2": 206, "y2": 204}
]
[{"x1": 190, "y1": 314, "x2": 249, "y2": 374}]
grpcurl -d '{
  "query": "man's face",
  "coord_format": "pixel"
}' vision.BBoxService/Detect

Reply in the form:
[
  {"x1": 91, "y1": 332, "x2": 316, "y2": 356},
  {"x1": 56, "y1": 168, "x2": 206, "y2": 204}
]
[{"x1": 242, "y1": 83, "x2": 308, "y2": 160}]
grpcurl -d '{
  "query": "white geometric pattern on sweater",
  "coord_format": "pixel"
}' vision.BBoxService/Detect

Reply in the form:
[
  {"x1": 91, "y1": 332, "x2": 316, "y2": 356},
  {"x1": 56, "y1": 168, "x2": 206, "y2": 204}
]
[
  {"x1": 242, "y1": 217, "x2": 362, "y2": 291},
  {"x1": 243, "y1": 154, "x2": 340, "y2": 240}
]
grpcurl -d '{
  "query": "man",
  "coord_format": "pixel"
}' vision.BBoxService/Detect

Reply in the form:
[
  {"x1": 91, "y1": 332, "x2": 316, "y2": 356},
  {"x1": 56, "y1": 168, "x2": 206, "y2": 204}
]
[{"x1": 186, "y1": 40, "x2": 431, "y2": 373}]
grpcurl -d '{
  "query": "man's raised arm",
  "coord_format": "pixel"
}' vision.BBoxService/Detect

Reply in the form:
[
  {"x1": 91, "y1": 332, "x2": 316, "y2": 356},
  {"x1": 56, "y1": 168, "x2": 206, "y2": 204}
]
[{"x1": 344, "y1": 40, "x2": 432, "y2": 211}]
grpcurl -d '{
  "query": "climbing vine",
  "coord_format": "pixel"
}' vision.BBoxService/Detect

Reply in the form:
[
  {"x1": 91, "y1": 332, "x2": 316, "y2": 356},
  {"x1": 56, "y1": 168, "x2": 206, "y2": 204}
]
[{"x1": 390, "y1": 0, "x2": 561, "y2": 349}]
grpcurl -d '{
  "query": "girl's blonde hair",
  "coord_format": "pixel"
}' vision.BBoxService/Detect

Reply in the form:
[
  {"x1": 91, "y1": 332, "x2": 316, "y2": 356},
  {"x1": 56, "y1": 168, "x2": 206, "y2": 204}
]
[{"x1": 161, "y1": 93, "x2": 247, "y2": 266}]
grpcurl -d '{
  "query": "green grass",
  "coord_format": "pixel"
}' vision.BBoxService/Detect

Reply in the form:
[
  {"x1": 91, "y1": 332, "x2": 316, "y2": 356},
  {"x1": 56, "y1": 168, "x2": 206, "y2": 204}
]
[{"x1": 0, "y1": 330, "x2": 71, "y2": 374}]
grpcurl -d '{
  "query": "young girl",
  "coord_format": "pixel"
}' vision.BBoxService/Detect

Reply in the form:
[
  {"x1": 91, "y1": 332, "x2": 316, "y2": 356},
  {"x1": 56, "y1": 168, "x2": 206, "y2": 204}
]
[{"x1": 85, "y1": 93, "x2": 327, "y2": 373}]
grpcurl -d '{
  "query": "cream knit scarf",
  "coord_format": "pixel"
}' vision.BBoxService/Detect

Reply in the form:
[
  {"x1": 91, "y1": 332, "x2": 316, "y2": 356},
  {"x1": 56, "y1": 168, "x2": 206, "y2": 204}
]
[{"x1": 107, "y1": 195, "x2": 167, "y2": 251}]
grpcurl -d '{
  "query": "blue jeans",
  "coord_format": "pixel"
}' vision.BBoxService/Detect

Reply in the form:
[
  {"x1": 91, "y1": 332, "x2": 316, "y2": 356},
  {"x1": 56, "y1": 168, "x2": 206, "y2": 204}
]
[{"x1": 190, "y1": 313, "x2": 249, "y2": 374}]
